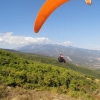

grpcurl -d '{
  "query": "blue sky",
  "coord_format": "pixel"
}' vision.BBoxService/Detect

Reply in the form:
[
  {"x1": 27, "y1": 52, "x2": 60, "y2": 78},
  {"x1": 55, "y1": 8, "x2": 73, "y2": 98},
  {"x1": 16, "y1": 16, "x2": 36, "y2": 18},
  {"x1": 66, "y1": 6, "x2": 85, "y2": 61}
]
[{"x1": 0, "y1": 0, "x2": 100, "y2": 50}]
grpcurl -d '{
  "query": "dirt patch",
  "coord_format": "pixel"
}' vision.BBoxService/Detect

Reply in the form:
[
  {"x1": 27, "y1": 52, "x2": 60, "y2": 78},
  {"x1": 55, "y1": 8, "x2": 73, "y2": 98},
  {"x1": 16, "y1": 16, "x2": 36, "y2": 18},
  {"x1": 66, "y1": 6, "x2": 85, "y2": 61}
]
[{"x1": 0, "y1": 86, "x2": 77, "y2": 100}]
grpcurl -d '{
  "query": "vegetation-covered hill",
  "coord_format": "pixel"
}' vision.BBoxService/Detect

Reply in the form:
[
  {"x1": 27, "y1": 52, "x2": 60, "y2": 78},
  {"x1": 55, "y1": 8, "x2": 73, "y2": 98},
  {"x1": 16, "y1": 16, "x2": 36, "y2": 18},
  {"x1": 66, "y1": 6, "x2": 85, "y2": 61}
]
[
  {"x1": 9, "y1": 49, "x2": 100, "y2": 79},
  {"x1": 0, "y1": 49, "x2": 100, "y2": 100},
  {"x1": 14, "y1": 44, "x2": 100, "y2": 68}
]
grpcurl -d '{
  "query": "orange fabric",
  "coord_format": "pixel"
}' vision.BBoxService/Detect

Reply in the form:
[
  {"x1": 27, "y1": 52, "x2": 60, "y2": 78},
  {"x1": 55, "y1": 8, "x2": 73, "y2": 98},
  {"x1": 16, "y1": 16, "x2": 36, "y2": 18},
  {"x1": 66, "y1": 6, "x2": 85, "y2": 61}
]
[
  {"x1": 34, "y1": 0, "x2": 70, "y2": 33},
  {"x1": 85, "y1": 0, "x2": 92, "y2": 5}
]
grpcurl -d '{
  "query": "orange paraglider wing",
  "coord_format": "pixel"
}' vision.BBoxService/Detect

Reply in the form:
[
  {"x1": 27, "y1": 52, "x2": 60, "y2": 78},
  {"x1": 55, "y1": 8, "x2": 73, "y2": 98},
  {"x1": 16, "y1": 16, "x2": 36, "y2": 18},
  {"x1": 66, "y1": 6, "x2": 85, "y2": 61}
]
[
  {"x1": 85, "y1": 0, "x2": 92, "y2": 5},
  {"x1": 34, "y1": 0, "x2": 70, "y2": 33}
]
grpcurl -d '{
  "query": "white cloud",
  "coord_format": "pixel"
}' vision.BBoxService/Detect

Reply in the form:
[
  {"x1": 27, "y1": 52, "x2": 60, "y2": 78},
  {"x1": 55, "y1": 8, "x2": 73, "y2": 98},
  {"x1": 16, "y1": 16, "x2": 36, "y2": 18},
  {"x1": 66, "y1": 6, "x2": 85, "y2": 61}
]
[
  {"x1": 64, "y1": 41, "x2": 72, "y2": 45},
  {"x1": 0, "y1": 32, "x2": 50, "y2": 46}
]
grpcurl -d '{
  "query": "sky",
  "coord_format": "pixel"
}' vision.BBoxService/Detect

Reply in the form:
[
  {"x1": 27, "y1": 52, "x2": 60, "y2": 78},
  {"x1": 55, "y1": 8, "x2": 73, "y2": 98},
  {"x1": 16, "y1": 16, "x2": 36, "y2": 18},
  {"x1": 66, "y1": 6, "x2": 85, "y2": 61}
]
[{"x1": 0, "y1": 0, "x2": 100, "y2": 50}]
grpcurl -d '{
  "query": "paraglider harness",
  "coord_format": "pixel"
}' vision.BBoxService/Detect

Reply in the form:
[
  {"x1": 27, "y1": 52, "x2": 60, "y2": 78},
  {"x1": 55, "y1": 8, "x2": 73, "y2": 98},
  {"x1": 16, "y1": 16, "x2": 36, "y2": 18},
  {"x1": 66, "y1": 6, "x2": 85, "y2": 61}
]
[{"x1": 58, "y1": 54, "x2": 66, "y2": 63}]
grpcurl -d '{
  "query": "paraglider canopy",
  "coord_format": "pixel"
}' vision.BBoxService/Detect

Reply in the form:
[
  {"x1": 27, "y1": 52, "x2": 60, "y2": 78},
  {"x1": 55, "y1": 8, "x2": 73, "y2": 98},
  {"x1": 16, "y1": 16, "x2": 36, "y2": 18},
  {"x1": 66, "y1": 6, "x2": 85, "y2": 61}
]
[
  {"x1": 34, "y1": 0, "x2": 70, "y2": 33},
  {"x1": 34, "y1": 0, "x2": 92, "y2": 33},
  {"x1": 85, "y1": 0, "x2": 92, "y2": 5}
]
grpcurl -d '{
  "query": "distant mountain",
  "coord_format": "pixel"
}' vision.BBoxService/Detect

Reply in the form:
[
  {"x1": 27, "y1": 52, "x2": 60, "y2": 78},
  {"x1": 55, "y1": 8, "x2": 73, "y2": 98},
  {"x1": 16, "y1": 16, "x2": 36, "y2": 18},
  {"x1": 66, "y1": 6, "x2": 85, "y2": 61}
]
[{"x1": 14, "y1": 44, "x2": 100, "y2": 68}]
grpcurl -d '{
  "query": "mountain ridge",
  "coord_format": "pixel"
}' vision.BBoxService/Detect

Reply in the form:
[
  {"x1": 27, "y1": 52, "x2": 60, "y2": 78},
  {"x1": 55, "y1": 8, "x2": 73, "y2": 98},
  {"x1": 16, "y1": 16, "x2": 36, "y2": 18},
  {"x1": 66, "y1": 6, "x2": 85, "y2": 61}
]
[{"x1": 14, "y1": 44, "x2": 100, "y2": 68}]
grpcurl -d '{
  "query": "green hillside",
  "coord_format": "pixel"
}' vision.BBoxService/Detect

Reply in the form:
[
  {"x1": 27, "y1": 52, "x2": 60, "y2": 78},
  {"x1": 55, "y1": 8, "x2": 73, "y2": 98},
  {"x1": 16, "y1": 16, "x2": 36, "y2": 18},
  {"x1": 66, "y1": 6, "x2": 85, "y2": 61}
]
[
  {"x1": 0, "y1": 49, "x2": 100, "y2": 100},
  {"x1": 10, "y1": 50, "x2": 100, "y2": 79}
]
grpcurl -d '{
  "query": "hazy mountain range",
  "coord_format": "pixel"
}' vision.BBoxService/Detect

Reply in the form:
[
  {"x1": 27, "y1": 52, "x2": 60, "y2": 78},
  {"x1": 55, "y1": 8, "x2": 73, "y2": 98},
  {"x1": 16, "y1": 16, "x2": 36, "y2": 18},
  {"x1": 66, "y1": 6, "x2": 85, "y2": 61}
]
[{"x1": 14, "y1": 44, "x2": 100, "y2": 68}]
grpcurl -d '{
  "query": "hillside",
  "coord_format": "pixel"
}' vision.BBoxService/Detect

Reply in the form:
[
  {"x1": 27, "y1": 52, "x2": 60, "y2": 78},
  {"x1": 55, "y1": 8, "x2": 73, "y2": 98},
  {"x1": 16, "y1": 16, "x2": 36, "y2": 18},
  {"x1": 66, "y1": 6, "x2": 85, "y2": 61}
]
[
  {"x1": 7, "y1": 49, "x2": 100, "y2": 79},
  {"x1": 14, "y1": 44, "x2": 100, "y2": 68},
  {"x1": 0, "y1": 49, "x2": 100, "y2": 100}
]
